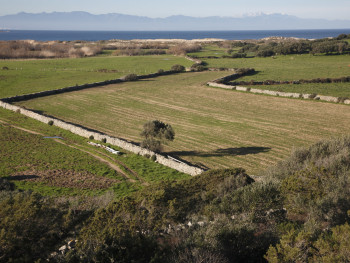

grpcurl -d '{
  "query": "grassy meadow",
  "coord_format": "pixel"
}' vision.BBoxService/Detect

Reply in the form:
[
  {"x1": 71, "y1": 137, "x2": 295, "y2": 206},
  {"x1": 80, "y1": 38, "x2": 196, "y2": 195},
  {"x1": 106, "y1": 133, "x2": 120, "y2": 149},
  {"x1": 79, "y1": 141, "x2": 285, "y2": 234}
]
[
  {"x1": 187, "y1": 45, "x2": 228, "y2": 57},
  {"x1": 16, "y1": 71, "x2": 350, "y2": 174},
  {"x1": 202, "y1": 54, "x2": 350, "y2": 97},
  {"x1": 0, "y1": 55, "x2": 193, "y2": 98}
]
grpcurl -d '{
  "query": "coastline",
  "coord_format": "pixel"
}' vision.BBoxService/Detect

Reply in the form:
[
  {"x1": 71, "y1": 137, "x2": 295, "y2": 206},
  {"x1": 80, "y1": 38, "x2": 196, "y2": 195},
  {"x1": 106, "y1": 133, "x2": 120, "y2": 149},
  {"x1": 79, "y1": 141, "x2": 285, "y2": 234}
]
[{"x1": 0, "y1": 29, "x2": 348, "y2": 41}]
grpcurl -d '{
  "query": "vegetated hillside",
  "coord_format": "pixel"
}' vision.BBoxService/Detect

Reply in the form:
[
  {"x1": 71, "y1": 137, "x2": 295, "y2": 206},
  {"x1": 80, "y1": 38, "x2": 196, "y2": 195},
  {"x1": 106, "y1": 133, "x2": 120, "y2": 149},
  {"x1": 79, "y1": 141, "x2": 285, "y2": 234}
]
[
  {"x1": 16, "y1": 71, "x2": 350, "y2": 173},
  {"x1": 1, "y1": 136, "x2": 350, "y2": 262}
]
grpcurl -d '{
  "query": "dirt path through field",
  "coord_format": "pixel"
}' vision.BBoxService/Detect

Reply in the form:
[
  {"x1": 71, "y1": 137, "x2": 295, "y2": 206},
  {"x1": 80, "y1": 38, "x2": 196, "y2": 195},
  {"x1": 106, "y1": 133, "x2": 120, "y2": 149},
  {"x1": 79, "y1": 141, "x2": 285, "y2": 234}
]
[
  {"x1": 77, "y1": 145, "x2": 148, "y2": 185},
  {"x1": 0, "y1": 118, "x2": 140, "y2": 183}
]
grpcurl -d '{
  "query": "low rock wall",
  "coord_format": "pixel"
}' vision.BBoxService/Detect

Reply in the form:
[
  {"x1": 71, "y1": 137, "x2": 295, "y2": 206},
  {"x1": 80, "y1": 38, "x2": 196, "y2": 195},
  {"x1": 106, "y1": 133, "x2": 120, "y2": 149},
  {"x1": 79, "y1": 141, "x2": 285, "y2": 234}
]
[
  {"x1": 0, "y1": 99, "x2": 203, "y2": 176},
  {"x1": 3, "y1": 70, "x2": 175, "y2": 103},
  {"x1": 207, "y1": 82, "x2": 350, "y2": 104}
]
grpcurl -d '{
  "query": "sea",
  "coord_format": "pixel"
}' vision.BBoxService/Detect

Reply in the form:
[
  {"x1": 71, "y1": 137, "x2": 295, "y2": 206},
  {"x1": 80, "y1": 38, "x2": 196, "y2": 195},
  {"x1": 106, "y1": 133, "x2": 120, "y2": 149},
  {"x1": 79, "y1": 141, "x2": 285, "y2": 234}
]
[{"x1": 0, "y1": 29, "x2": 349, "y2": 41}]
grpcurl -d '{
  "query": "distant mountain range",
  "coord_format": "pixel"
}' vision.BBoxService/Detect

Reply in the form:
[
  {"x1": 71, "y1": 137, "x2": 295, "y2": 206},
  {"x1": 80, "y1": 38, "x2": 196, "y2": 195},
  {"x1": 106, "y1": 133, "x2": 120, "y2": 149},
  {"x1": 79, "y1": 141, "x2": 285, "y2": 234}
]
[{"x1": 0, "y1": 12, "x2": 349, "y2": 31}]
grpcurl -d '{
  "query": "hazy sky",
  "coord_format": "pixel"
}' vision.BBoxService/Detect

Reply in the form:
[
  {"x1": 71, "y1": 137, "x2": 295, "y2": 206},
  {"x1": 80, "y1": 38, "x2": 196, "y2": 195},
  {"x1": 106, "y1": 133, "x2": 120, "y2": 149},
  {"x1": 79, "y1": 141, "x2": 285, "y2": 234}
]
[{"x1": 0, "y1": 0, "x2": 349, "y2": 20}]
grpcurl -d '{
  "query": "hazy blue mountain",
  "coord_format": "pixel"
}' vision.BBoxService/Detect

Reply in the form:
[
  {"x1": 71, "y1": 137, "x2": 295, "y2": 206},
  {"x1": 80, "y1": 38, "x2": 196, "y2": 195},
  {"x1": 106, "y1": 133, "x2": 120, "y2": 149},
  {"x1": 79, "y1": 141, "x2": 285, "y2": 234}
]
[{"x1": 0, "y1": 11, "x2": 349, "y2": 30}]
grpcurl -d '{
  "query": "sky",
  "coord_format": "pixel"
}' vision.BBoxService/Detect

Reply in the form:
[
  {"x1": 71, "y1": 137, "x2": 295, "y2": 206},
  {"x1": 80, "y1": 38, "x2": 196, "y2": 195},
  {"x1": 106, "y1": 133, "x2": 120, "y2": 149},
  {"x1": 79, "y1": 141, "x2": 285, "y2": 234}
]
[{"x1": 0, "y1": 0, "x2": 349, "y2": 20}]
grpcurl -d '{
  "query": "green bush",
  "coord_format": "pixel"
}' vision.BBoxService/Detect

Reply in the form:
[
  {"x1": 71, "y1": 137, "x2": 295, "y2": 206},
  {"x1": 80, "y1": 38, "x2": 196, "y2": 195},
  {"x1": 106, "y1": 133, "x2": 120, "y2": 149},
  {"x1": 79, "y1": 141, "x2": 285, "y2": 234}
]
[
  {"x1": 124, "y1": 73, "x2": 138, "y2": 81},
  {"x1": 89, "y1": 135, "x2": 94, "y2": 140},
  {"x1": 265, "y1": 223, "x2": 350, "y2": 262},
  {"x1": 0, "y1": 178, "x2": 14, "y2": 191},
  {"x1": 191, "y1": 64, "x2": 206, "y2": 72},
  {"x1": 171, "y1": 64, "x2": 185, "y2": 72},
  {"x1": 71, "y1": 197, "x2": 168, "y2": 262},
  {"x1": 48, "y1": 120, "x2": 54, "y2": 126},
  {"x1": 0, "y1": 192, "x2": 75, "y2": 262},
  {"x1": 262, "y1": 135, "x2": 350, "y2": 180}
]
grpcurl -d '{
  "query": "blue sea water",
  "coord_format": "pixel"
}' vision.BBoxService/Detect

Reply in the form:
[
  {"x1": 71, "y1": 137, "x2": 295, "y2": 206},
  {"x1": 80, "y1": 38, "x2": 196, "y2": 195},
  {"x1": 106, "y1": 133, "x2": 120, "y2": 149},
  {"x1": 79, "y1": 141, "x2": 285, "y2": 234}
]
[{"x1": 0, "y1": 29, "x2": 349, "y2": 41}]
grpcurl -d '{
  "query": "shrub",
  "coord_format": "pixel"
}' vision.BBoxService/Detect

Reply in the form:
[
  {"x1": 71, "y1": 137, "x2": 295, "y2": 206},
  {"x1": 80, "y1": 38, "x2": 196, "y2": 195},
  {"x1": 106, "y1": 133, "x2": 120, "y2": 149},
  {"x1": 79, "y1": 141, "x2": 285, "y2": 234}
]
[
  {"x1": 0, "y1": 40, "x2": 102, "y2": 59},
  {"x1": 89, "y1": 135, "x2": 94, "y2": 140},
  {"x1": 48, "y1": 120, "x2": 54, "y2": 126},
  {"x1": 191, "y1": 64, "x2": 206, "y2": 72},
  {"x1": 101, "y1": 138, "x2": 107, "y2": 143},
  {"x1": 262, "y1": 135, "x2": 350, "y2": 180},
  {"x1": 257, "y1": 49, "x2": 275, "y2": 57},
  {"x1": 2, "y1": 66, "x2": 9, "y2": 70},
  {"x1": 171, "y1": 64, "x2": 185, "y2": 72},
  {"x1": 168, "y1": 44, "x2": 201, "y2": 55},
  {"x1": 0, "y1": 192, "x2": 75, "y2": 262},
  {"x1": 231, "y1": 53, "x2": 247, "y2": 58},
  {"x1": 265, "y1": 223, "x2": 350, "y2": 262},
  {"x1": 124, "y1": 73, "x2": 138, "y2": 81},
  {"x1": 157, "y1": 69, "x2": 164, "y2": 74},
  {"x1": 0, "y1": 178, "x2": 14, "y2": 191},
  {"x1": 151, "y1": 155, "x2": 157, "y2": 162}
]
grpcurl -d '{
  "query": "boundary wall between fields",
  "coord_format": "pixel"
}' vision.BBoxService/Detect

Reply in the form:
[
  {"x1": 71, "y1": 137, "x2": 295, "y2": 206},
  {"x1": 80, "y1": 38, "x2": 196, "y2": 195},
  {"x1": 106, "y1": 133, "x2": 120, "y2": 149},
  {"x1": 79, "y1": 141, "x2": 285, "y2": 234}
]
[
  {"x1": 0, "y1": 100, "x2": 204, "y2": 176},
  {"x1": 1, "y1": 65, "x2": 348, "y2": 176},
  {"x1": 2, "y1": 70, "x2": 177, "y2": 103},
  {"x1": 208, "y1": 74, "x2": 350, "y2": 105}
]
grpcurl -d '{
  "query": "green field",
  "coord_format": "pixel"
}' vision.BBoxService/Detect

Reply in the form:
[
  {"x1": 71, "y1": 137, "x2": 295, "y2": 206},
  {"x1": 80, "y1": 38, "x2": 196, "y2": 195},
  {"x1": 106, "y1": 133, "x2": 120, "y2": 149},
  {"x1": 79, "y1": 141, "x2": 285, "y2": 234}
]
[
  {"x1": 202, "y1": 54, "x2": 350, "y2": 97},
  {"x1": 15, "y1": 71, "x2": 350, "y2": 174},
  {"x1": 187, "y1": 45, "x2": 228, "y2": 57},
  {"x1": 0, "y1": 55, "x2": 193, "y2": 98},
  {"x1": 0, "y1": 108, "x2": 189, "y2": 196}
]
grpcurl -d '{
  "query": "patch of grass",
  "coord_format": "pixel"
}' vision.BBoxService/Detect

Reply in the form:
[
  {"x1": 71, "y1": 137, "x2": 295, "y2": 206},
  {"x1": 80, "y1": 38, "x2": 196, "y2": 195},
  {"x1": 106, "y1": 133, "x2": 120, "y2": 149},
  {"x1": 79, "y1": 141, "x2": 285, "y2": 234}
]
[
  {"x1": 0, "y1": 55, "x2": 193, "y2": 98},
  {"x1": 187, "y1": 45, "x2": 228, "y2": 58},
  {"x1": 204, "y1": 54, "x2": 350, "y2": 97},
  {"x1": 12, "y1": 181, "x2": 106, "y2": 197},
  {"x1": 111, "y1": 181, "x2": 142, "y2": 199},
  {"x1": 0, "y1": 124, "x2": 121, "y2": 193},
  {"x1": 16, "y1": 71, "x2": 350, "y2": 174},
  {"x1": 115, "y1": 153, "x2": 189, "y2": 183},
  {"x1": 249, "y1": 83, "x2": 350, "y2": 98},
  {"x1": 205, "y1": 54, "x2": 350, "y2": 80}
]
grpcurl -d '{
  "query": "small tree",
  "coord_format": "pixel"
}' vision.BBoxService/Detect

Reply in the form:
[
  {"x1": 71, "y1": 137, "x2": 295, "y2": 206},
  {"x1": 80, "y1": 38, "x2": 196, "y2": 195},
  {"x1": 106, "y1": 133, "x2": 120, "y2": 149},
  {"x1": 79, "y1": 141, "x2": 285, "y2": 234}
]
[{"x1": 140, "y1": 120, "x2": 175, "y2": 152}]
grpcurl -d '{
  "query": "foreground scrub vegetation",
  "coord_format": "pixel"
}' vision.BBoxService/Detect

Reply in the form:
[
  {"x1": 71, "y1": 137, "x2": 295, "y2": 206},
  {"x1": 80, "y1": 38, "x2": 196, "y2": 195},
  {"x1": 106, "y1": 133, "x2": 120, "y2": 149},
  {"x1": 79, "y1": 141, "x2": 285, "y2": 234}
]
[{"x1": 1, "y1": 136, "x2": 350, "y2": 262}]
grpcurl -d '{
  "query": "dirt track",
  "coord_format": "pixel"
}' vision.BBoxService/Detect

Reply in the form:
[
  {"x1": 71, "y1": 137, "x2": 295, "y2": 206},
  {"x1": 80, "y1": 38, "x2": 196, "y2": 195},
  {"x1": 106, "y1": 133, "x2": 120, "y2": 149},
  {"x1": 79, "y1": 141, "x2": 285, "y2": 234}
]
[{"x1": 0, "y1": 118, "x2": 143, "y2": 184}]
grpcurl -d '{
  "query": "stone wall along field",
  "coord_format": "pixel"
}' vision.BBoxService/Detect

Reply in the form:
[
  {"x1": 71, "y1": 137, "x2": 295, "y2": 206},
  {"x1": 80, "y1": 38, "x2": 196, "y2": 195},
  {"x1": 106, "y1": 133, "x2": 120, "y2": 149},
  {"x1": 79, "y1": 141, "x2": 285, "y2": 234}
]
[{"x1": 0, "y1": 100, "x2": 203, "y2": 176}]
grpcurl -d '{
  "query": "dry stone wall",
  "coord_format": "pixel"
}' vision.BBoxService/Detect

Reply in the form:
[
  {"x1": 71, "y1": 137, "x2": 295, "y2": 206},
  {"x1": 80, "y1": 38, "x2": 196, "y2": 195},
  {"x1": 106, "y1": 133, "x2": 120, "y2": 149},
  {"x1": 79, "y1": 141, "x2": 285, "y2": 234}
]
[
  {"x1": 3, "y1": 66, "x2": 348, "y2": 176},
  {"x1": 0, "y1": 69, "x2": 205, "y2": 176},
  {"x1": 2, "y1": 70, "x2": 177, "y2": 103},
  {"x1": 0, "y1": 100, "x2": 204, "y2": 176},
  {"x1": 208, "y1": 79, "x2": 350, "y2": 105}
]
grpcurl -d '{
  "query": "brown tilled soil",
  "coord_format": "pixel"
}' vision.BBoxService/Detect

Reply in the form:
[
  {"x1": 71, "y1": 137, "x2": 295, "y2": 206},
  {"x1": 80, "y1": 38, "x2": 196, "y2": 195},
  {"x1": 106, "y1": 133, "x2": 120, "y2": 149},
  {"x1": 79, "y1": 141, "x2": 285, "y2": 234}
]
[{"x1": 11, "y1": 169, "x2": 120, "y2": 190}]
